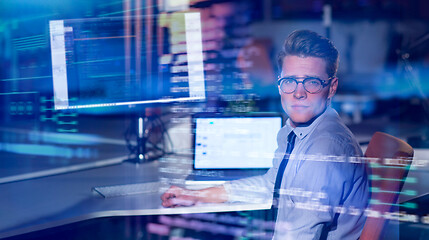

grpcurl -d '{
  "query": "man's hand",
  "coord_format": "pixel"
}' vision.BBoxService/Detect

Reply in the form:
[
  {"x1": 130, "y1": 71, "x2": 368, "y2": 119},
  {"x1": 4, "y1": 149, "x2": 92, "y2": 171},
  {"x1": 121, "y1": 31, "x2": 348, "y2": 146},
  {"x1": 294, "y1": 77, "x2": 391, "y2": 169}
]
[
  {"x1": 161, "y1": 186, "x2": 198, "y2": 207},
  {"x1": 161, "y1": 185, "x2": 228, "y2": 208}
]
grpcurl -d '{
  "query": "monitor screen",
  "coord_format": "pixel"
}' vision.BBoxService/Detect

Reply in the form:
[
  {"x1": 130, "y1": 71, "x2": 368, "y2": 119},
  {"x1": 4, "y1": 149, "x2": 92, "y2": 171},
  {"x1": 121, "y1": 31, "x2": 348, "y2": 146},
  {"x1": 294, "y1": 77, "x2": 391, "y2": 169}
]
[
  {"x1": 49, "y1": 12, "x2": 205, "y2": 110},
  {"x1": 193, "y1": 115, "x2": 282, "y2": 169}
]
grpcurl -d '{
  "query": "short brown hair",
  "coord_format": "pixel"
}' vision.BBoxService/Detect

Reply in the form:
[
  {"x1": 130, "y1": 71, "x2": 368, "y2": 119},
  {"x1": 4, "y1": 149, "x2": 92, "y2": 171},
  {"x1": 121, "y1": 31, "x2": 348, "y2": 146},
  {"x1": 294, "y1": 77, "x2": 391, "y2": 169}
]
[{"x1": 278, "y1": 30, "x2": 339, "y2": 78}]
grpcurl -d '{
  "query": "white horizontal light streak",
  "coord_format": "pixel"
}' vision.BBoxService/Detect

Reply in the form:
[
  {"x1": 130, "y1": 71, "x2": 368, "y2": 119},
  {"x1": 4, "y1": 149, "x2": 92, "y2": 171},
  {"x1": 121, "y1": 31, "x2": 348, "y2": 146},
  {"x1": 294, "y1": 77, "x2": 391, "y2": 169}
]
[{"x1": 55, "y1": 96, "x2": 205, "y2": 110}]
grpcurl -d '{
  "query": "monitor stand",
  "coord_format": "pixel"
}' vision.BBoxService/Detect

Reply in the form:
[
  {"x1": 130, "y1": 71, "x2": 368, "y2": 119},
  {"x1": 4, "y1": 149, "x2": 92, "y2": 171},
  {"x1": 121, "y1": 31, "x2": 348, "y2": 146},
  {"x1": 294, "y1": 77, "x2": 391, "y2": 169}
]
[{"x1": 124, "y1": 112, "x2": 148, "y2": 164}]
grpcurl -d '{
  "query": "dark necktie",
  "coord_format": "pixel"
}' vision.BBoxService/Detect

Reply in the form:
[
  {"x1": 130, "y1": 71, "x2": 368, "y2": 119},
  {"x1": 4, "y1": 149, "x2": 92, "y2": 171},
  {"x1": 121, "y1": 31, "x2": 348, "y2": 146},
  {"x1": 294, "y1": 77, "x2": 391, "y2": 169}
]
[{"x1": 271, "y1": 131, "x2": 297, "y2": 221}]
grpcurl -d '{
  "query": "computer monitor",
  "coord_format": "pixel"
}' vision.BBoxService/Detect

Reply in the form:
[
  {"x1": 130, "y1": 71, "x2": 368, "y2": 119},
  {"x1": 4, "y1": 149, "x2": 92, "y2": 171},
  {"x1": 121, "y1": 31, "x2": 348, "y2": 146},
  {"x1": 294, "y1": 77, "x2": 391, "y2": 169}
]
[
  {"x1": 49, "y1": 12, "x2": 205, "y2": 110},
  {"x1": 193, "y1": 114, "x2": 282, "y2": 169}
]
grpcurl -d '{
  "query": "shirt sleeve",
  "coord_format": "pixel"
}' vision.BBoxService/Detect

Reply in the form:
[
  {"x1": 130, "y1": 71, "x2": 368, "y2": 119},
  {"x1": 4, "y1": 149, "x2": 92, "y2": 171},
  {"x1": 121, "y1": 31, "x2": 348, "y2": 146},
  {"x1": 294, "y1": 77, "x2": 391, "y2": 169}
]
[{"x1": 275, "y1": 135, "x2": 368, "y2": 240}]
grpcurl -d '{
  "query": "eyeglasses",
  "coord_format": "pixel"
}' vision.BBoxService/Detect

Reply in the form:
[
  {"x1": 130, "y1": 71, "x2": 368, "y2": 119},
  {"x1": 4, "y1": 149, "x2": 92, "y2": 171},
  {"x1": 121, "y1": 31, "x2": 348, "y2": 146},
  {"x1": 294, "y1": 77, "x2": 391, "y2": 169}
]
[{"x1": 277, "y1": 76, "x2": 334, "y2": 94}]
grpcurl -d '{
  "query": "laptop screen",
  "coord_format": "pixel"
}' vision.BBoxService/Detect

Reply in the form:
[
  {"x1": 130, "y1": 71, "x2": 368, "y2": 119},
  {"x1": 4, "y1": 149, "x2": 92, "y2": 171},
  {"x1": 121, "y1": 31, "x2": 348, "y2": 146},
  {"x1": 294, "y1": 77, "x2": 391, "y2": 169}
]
[{"x1": 193, "y1": 115, "x2": 282, "y2": 169}]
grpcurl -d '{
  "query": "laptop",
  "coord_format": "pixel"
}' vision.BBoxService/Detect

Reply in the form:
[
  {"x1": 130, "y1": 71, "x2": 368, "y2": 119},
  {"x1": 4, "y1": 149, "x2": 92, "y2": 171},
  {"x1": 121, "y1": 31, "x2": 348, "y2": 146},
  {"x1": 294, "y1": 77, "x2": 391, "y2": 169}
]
[{"x1": 185, "y1": 113, "x2": 283, "y2": 185}]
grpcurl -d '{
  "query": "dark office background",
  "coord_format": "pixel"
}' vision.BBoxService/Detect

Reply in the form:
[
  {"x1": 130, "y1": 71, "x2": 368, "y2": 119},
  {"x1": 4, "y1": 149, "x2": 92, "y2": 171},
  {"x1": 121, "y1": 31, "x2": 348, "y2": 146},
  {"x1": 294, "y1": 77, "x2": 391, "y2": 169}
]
[{"x1": 1, "y1": 0, "x2": 429, "y2": 239}]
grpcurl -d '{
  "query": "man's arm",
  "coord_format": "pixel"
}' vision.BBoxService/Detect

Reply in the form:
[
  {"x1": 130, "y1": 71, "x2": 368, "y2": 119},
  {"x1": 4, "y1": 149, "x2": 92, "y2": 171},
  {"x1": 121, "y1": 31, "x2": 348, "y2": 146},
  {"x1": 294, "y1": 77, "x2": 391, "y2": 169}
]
[
  {"x1": 161, "y1": 171, "x2": 275, "y2": 207},
  {"x1": 161, "y1": 127, "x2": 289, "y2": 208},
  {"x1": 161, "y1": 185, "x2": 228, "y2": 207}
]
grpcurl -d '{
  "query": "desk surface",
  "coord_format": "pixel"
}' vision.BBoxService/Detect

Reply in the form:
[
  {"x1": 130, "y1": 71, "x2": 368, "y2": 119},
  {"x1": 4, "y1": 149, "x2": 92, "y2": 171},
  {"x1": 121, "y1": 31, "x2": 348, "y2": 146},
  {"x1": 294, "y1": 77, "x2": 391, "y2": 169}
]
[{"x1": 0, "y1": 160, "x2": 270, "y2": 238}]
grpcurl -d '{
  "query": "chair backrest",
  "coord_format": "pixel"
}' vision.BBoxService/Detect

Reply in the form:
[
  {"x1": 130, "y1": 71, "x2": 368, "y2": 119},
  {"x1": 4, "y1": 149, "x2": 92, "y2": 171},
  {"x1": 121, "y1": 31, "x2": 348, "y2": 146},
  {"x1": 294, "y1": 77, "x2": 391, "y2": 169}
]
[{"x1": 360, "y1": 132, "x2": 414, "y2": 240}]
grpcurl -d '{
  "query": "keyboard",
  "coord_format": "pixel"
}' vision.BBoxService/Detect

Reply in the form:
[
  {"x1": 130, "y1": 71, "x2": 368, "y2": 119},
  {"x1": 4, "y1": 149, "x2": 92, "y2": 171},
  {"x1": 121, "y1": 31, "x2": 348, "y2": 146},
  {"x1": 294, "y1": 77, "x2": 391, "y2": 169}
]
[{"x1": 92, "y1": 181, "x2": 161, "y2": 198}]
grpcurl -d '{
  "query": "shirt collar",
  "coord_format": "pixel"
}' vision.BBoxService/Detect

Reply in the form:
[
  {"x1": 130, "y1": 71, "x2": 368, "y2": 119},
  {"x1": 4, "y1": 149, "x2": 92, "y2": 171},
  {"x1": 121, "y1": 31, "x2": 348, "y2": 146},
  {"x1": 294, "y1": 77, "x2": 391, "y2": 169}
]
[{"x1": 286, "y1": 107, "x2": 332, "y2": 140}]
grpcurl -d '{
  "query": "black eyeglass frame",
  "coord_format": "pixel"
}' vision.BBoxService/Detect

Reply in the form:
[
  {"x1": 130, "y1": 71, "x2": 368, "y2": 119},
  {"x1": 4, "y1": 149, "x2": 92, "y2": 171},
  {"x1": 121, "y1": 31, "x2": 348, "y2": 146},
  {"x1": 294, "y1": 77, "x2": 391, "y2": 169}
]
[{"x1": 277, "y1": 76, "x2": 335, "y2": 94}]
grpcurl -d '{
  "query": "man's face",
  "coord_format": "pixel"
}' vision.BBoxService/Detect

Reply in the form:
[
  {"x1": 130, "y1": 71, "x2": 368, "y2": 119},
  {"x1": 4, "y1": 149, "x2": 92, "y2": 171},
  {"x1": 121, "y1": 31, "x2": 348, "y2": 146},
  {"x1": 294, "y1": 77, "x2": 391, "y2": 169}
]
[{"x1": 279, "y1": 55, "x2": 338, "y2": 127}]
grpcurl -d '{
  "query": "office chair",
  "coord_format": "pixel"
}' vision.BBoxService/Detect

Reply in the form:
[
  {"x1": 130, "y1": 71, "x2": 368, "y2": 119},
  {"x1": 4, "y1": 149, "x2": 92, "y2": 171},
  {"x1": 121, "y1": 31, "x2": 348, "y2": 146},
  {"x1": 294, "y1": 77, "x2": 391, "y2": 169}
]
[{"x1": 360, "y1": 132, "x2": 414, "y2": 240}]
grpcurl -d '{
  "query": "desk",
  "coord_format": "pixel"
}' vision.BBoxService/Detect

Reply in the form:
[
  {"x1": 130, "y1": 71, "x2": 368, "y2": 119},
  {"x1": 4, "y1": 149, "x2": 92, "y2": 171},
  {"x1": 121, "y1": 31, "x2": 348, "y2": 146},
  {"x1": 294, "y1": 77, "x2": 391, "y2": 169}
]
[{"x1": 0, "y1": 159, "x2": 270, "y2": 238}]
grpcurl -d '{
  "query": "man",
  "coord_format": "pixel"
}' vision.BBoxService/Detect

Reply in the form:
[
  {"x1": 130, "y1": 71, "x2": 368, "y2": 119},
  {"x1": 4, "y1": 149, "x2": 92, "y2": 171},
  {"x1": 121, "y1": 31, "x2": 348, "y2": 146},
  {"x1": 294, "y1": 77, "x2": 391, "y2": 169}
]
[{"x1": 162, "y1": 30, "x2": 369, "y2": 239}]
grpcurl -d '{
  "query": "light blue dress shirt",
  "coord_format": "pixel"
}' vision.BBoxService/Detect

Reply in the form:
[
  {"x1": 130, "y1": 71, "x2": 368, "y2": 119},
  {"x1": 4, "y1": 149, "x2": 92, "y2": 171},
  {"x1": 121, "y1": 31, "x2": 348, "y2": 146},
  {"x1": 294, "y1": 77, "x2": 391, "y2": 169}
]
[{"x1": 224, "y1": 107, "x2": 369, "y2": 239}]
